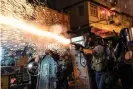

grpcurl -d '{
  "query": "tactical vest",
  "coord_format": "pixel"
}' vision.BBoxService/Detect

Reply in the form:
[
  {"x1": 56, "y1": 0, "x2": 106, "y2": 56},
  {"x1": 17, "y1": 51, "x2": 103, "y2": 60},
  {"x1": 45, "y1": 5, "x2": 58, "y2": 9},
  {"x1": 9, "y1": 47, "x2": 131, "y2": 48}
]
[{"x1": 91, "y1": 51, "x2": 106, "y2": 71}]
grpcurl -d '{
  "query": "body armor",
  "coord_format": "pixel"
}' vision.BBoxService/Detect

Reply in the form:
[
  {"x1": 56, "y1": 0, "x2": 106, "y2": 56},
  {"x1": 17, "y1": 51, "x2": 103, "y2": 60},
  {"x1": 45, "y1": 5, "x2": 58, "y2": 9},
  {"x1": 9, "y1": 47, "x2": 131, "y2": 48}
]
[{"x1": 91, "y1": 50, "x2": 106, "y2": 71}]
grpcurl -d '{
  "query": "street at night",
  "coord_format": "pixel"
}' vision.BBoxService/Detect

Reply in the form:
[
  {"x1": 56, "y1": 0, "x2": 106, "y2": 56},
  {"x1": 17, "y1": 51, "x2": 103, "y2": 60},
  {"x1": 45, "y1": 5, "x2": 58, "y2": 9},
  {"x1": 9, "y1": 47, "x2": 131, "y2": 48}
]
[{"x1": 0, "y1": 0, "x2": 133, "y2": 89}]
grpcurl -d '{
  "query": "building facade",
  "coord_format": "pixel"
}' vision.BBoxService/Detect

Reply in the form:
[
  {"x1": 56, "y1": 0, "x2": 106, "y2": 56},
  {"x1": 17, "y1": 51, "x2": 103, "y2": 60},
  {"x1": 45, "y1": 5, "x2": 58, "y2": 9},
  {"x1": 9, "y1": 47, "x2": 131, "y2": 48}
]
[
  {"x1": 119, "y1": 0, "x2": 133, "y2": 16},
  {"x1": 88, "y1": 0, "x2": 133, "y2": 33},
  {"x1": 55, "y1": 0, "x2": 133, "y2": 35}
]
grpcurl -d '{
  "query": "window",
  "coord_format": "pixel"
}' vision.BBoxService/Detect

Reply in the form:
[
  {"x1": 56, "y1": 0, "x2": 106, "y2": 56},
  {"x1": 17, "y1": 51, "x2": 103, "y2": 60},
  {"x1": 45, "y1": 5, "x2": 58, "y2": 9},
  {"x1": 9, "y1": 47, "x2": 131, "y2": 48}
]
[
  {"x1": 78, "y1": 5, "x2": 84, "y2": 16},
  {"x1": 100, "y1": 7, "x2": 106, "y2": 20},
  {"x1": 90, "y1": 4, "x2": 98, "y2": 17}
]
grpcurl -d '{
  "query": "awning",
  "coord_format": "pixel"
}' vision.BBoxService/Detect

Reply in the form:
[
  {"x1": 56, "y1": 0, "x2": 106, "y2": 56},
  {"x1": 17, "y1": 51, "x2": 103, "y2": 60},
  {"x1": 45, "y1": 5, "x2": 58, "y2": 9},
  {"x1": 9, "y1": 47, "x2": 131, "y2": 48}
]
[
  {"x1": 91, "y1": 27, "x2": 116, "y2": 38},
  {"x1": 90, "y1": 23, "x2": 122, "y2": 33}
]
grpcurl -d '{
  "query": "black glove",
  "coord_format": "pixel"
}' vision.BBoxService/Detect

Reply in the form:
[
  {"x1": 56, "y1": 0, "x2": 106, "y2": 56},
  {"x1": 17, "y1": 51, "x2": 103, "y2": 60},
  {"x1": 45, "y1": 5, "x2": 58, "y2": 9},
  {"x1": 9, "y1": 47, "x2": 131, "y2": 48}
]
[{"x1": 73, "y1": 43, "x2": 84, "y2": 50}]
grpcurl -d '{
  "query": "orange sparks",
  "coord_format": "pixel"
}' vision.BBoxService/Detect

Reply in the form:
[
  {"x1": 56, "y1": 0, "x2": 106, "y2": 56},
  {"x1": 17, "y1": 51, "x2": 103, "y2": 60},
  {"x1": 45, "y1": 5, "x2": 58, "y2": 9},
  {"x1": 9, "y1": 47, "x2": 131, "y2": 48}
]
[{"x1": 0, "y1": 15, "x2": 70, "y2": 45}]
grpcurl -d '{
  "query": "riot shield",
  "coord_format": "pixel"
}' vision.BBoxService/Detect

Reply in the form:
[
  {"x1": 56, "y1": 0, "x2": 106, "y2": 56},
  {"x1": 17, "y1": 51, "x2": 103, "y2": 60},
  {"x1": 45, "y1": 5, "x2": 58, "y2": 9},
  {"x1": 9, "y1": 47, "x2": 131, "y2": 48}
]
[
  {"x1": 71, "y1": 48, "x2": 91, "y2": 89},
  {"x1": 37, "y1": 55, "x2": 57, "y2": 89}
]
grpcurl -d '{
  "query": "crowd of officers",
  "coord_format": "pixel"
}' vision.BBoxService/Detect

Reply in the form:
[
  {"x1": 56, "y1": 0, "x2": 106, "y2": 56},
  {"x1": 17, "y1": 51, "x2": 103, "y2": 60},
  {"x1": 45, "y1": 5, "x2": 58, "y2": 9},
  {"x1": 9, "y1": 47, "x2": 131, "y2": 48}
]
[
  {"x1": 29, "y1": 28, "x2": 133, "y2": 89},
  {"x1": 80, "y1": 28, "x2": 133, "y2": 89}
]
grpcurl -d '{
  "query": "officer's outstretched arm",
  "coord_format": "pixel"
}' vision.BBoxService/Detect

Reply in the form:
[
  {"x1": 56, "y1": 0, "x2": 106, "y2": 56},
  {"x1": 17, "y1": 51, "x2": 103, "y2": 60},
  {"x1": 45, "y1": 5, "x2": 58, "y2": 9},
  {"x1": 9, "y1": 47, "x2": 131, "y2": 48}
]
[{"x1": 82, "y1": 48, "x2": 96, "y2": 54}]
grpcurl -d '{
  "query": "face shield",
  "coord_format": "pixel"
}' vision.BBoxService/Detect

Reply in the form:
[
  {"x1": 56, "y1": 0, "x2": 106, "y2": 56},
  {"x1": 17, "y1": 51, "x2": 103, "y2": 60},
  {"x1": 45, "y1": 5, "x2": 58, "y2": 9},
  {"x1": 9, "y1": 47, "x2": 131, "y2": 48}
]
[
  {"x1": 130, "y1": 27, "x2": 133, "y2": 41},
  {"x1": 120, "y1": 28, "x2": 133, "y2": 44},
  {"x1": 120, "y1": 28, "x2": 133, "y2": 63}
]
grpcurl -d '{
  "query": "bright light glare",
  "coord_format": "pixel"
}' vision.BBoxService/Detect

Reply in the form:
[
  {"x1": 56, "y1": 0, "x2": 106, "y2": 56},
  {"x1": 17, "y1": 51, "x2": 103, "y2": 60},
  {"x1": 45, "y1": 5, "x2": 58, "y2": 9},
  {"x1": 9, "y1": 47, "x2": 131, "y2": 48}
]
[
  {"x1": 0, "y1": 15, "x2": 70, "y2": 45},
  {"x1": 28, "y1": 63, "x2": 33, "y2": 69},
  {"x1": 110, "y1": 7, "x2": 115, "y2": 11}
]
